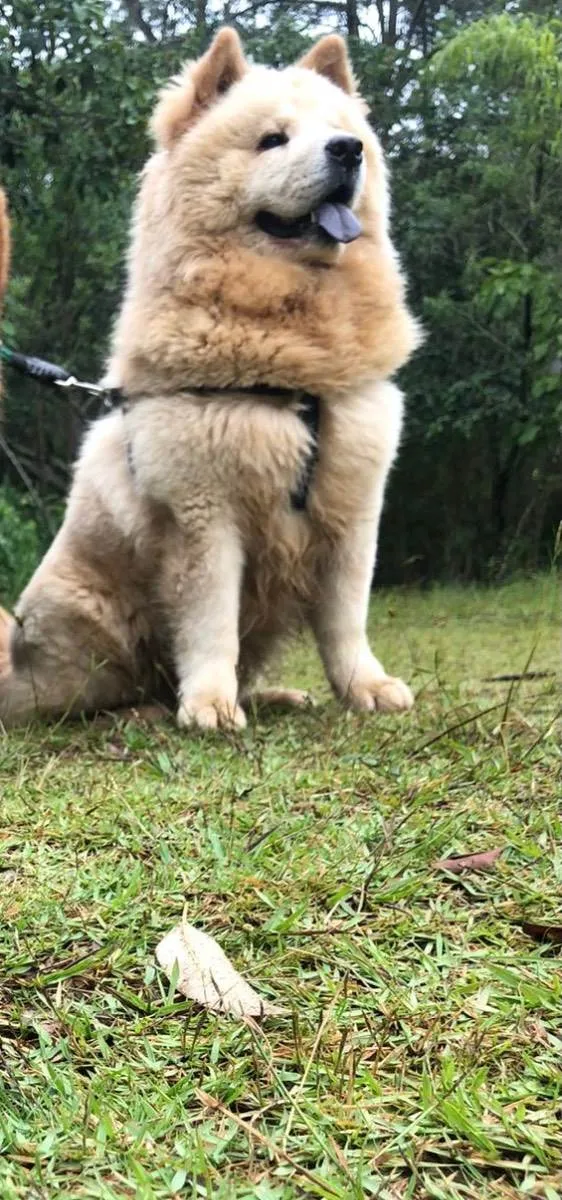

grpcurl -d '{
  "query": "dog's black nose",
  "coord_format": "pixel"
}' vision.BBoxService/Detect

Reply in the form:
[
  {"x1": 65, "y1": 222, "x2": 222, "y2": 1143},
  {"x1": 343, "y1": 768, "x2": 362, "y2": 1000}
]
[{"x1": 325, "y1": 136, "x2": 363, "y2": 171}]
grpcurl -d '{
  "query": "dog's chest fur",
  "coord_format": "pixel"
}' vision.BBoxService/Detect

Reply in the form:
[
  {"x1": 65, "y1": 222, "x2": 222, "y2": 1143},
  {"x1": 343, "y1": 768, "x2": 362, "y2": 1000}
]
[
  {"x1": 125, "y1": 388, "x2": 387, "y2": 546},
  {"x1": 114, "y1": 387, "x2": 398, "y2": 668}
]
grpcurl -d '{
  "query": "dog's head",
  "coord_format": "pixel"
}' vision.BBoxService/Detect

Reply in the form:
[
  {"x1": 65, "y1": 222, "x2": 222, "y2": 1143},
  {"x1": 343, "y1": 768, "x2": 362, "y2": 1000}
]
[
  {"x1": 112, "y1": 33, "x2": 419, "y2": 394},
  {"x1": 149, "y1": 29, "x2": 386, "y2": 264}
]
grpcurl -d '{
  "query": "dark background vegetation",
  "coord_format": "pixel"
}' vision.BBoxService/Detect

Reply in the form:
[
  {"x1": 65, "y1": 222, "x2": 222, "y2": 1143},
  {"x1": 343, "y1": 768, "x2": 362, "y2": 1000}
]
[{"x1": 1, "y1": 0, "x2": 561, "y2": 598}]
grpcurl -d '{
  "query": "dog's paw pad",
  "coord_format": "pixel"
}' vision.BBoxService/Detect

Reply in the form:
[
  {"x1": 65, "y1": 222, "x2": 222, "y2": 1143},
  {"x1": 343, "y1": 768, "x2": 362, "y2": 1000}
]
[
  {"x1": 177, "y1": 699, "x2": 247, "y2": 732},
  {"x1": 350, "y1": 676, "x2": 413, "y2": 714},
  {"x1": 372, "y1": 676, "x2": 414, "y2": 712}
]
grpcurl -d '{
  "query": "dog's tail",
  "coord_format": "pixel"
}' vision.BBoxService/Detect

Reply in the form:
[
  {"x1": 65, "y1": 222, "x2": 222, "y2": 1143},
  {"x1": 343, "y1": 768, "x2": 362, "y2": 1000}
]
[{"x1": 0, "y1": 608, "x2": 38, "y2": 726}]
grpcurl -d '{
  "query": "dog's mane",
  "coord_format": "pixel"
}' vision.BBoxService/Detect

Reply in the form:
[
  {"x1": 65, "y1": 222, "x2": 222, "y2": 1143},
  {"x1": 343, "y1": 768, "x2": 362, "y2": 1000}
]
[{"x1": 111, "y1": 234, "x2": 420, "y2": 401}]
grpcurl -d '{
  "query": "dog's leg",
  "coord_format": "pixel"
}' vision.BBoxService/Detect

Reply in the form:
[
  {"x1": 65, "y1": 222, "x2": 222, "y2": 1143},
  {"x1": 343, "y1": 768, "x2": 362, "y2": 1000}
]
[
  {"x1": 312, "y1": 516, "x2": 413, "y2": 713},
  {"x1": 243, "y1": 687, "x2": 315, "y2": 711},
  {"x1": 236, "y1": 629, "x2": 314, "y2": 713},
  {"x1": 163, "y1": 523, "x2": 247, "y2": 732},
  {"x1": 311, "y1": 384, "x2": 413, "y2": 718}
]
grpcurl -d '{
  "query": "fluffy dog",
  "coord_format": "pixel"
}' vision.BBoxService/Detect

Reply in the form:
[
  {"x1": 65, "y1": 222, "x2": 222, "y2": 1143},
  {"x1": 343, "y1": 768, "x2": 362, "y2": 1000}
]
[{"x1": 0, "y1": 30, "x2": 421, "y2": 730}]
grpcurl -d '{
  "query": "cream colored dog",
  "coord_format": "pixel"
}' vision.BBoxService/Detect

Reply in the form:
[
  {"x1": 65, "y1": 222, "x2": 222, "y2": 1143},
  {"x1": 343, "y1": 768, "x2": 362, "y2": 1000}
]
[{"x1": 0, "y1": 30, "x2": 421, "y2": 730}]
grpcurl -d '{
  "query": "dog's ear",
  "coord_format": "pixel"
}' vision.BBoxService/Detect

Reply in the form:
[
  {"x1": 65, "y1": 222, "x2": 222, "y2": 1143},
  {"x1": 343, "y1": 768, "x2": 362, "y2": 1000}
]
[
  {"x1": 151, "y1": 28, "x2": 248, "y2": 149},
  {"x1": 298, "y1": 35, "x2": 356, "y2": 95},
  {"x1": 0, "y1": 188, "x2": 10, "y2": 300}
]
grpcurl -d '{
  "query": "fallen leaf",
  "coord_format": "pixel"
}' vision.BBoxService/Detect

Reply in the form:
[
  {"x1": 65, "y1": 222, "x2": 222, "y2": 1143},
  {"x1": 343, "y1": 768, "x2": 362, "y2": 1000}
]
[
  {"x1": 466, "y1": 986, "x2": 492, "y2": 1014},
  {"x1": 104, "y1": 742, "x2": 130, "y2": 760},
  {"x1": 523, "y1": 1019, "x2": 550, "y2": 1046},
  {"x1": 519, "y1": 922, "x2": 562, "y2": 946},
  {"x1": 433, "y1": 847, "x2": 503, "y2": 873},
  {"x1": 155, "y1": 921, "x2": 284, "y2": 1018}
]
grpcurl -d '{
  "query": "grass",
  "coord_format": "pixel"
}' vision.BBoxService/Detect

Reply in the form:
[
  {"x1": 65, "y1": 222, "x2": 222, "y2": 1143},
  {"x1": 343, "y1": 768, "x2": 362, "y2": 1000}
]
[{"x1": 0, "y1": 575, "x2": 561, "y2": 1200}]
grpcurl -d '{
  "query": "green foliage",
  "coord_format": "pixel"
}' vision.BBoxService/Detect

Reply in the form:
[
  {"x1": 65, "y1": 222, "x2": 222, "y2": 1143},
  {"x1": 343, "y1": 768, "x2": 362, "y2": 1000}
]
[
  {"x1": 0, "y1": 486, "x2": 39, "y2": 605},
  {"x1": 0, "y1": 1, "x2": 561, "y2": 587},
  {"x1": 433, "y1": 12, "x2": 562, "y2": 133},
  {"x1": 383, "y1": 11, "x2": 562, "y2": 579}
]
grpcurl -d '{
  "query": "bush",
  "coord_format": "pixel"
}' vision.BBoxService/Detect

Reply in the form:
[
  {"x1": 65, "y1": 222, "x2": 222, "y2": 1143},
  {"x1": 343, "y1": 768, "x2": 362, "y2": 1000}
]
[{"x1": 0, "y1": 486, "x2": 40, "y2": 607}]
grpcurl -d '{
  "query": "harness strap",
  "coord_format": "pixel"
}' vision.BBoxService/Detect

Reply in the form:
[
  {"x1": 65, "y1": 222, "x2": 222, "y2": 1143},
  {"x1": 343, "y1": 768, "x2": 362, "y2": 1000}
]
[
  {"x1": 118, "y1": 385, "x2": 320, "y2": 513},
  {"x1": 1, "y1": 347, "x2": 321, "y2": 511},
  {"x1": 290, "y1": 393, "x2": 320, "y2": 511}
]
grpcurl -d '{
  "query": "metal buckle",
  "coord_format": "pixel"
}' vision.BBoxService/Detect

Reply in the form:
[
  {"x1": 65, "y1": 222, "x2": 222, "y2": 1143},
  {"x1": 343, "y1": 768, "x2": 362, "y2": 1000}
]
[{"x1": 54, "y1": 376, "x2": 105, "y2": 396}]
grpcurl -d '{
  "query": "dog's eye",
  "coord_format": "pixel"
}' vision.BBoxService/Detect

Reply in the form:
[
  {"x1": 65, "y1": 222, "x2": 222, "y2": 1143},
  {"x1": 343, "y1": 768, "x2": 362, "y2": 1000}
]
[{"x1": 257, "y1": 132, "x2": 289, "y2": 152}]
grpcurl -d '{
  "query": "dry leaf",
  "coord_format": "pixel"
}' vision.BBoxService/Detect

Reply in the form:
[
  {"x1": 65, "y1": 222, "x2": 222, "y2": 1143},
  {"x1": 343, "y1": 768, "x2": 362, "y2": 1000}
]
[
  {"x1": 519, "y1": 921, "x2": 562, "y2": 947},
  {"x1": 104, "y1": 742, "x2": 130, "y2": 760},
  {"x1": 155, "y1": 921, "x2": 284, "y2": 1018},
  {"x1": 433, "y1": 847, "x2": 503, "y2": 874}
]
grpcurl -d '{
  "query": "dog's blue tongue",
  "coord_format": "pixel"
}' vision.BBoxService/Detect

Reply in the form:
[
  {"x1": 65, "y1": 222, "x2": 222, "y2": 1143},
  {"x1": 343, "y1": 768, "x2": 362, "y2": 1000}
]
[{"x1": 316, "y1": 202, "x2": 362, "y2": 244}]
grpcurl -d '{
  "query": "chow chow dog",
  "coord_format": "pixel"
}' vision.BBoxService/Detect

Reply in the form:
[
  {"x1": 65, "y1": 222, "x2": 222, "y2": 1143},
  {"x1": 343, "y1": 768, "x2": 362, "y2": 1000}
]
[{"x1": 0, "y1": 30, "x2": 421, "y2": 731}]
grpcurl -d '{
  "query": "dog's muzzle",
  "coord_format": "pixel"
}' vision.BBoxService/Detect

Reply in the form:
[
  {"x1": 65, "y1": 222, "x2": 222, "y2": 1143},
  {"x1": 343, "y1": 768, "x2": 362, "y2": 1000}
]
[
  {"x1": 256, "y1": 135, "x2": 364, "y2": 247},
  {"x1": 316, "y1": 136, "x2": 363, "y2": 242},
  {"x1": 325, "y1": 135, "x2": 363, "y2": 175}
]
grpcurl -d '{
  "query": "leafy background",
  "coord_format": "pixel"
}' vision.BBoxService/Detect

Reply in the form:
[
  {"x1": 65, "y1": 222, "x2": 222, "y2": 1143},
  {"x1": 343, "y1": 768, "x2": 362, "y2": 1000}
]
[{"x1": 1, "y1": 0, "x2": 561, "y2": 592}]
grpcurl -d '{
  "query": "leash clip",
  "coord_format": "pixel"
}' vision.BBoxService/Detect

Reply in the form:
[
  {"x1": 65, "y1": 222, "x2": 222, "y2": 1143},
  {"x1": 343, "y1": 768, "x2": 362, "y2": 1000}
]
[{"x1": 55, "y1": 375, "x2": 105, "y2": 397}]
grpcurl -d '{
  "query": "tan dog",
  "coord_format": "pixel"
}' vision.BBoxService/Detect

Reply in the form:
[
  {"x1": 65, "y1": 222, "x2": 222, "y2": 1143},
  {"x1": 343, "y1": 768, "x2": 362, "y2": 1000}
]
[{"x1": 0, "y1": 31, "x2": 421, "y2": 730}]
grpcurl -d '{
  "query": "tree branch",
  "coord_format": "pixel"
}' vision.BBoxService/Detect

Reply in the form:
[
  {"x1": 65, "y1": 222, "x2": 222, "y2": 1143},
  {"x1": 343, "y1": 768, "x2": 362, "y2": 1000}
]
[
  {"x1": 122, "y1": 0, "x2": 157, "y2": 43},
  {"x1": 404, "y1": 0, "x2": 425, "y2": 48}
]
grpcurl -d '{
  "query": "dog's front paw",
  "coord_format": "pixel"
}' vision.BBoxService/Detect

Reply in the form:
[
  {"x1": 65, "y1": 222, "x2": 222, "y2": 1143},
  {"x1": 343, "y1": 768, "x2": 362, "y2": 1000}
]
[
  {"x1": 177, "y1": 697, "x2": 247, "y2": 731},
  {"x1": 177, "y1": 689, "x2": 247, "y2": 732},
  {"x1": 346, "y1": 674, "x2": 414, "y2": 714}
]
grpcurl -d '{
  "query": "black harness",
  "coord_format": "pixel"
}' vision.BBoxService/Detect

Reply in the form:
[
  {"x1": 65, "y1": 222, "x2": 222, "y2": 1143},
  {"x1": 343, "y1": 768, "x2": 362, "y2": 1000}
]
[
  {"x1": 120, "y1": 383, "x2": 320, "y2": 512},
  {"x1": 1, "y1": 347, "x2": 321, "y2": 512},
  {"x1": 287, "y1": 391, "x2": 320, "y2": 511}
]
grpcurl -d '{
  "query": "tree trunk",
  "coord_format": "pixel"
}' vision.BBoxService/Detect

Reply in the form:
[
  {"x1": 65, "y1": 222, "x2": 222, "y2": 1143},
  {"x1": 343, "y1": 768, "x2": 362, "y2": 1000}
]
[
  {"x1": 346, "y1": 0, "x2": 359, "y2": 37},
  {"x1": 195, "y1": 0, "x2": 208, "y2": 36},
  {"x1": 122, "y1": 0, "x2": 156, "y2": 42},
  {"x1": 490, "y1": 424, "x2": 519, "y2": 565},
  {"x1": 374, "y1": 0, "x2": 386, "y2": 43},
  {"x1": 518, "y1": 148, "x2": 544, "y2": 423}
]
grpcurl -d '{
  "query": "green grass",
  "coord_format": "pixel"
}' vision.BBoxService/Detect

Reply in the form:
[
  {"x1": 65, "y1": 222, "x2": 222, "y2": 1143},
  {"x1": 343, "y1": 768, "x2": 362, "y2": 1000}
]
[{"x1": 1, "y1": 576, "x2": 561, "y2": 1200}]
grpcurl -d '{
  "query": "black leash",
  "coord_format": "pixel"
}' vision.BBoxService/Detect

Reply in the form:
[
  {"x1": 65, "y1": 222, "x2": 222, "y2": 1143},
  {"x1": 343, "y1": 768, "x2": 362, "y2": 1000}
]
[
  {"x1": 0, "y1": 343, "x2": 114, "y2": 403},
  {"x1": 0, "y1": 344, "x2": 320, "y2": 510}
]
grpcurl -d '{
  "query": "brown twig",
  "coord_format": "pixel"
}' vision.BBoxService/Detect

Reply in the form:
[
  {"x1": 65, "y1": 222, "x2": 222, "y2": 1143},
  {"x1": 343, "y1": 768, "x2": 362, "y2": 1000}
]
[
  {"x1": 483, "y1": 671, "x2": 555, "y2": 682},
  {"x1": 195, "y1": 1089, "x2": 341, "y2": 1197}
]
